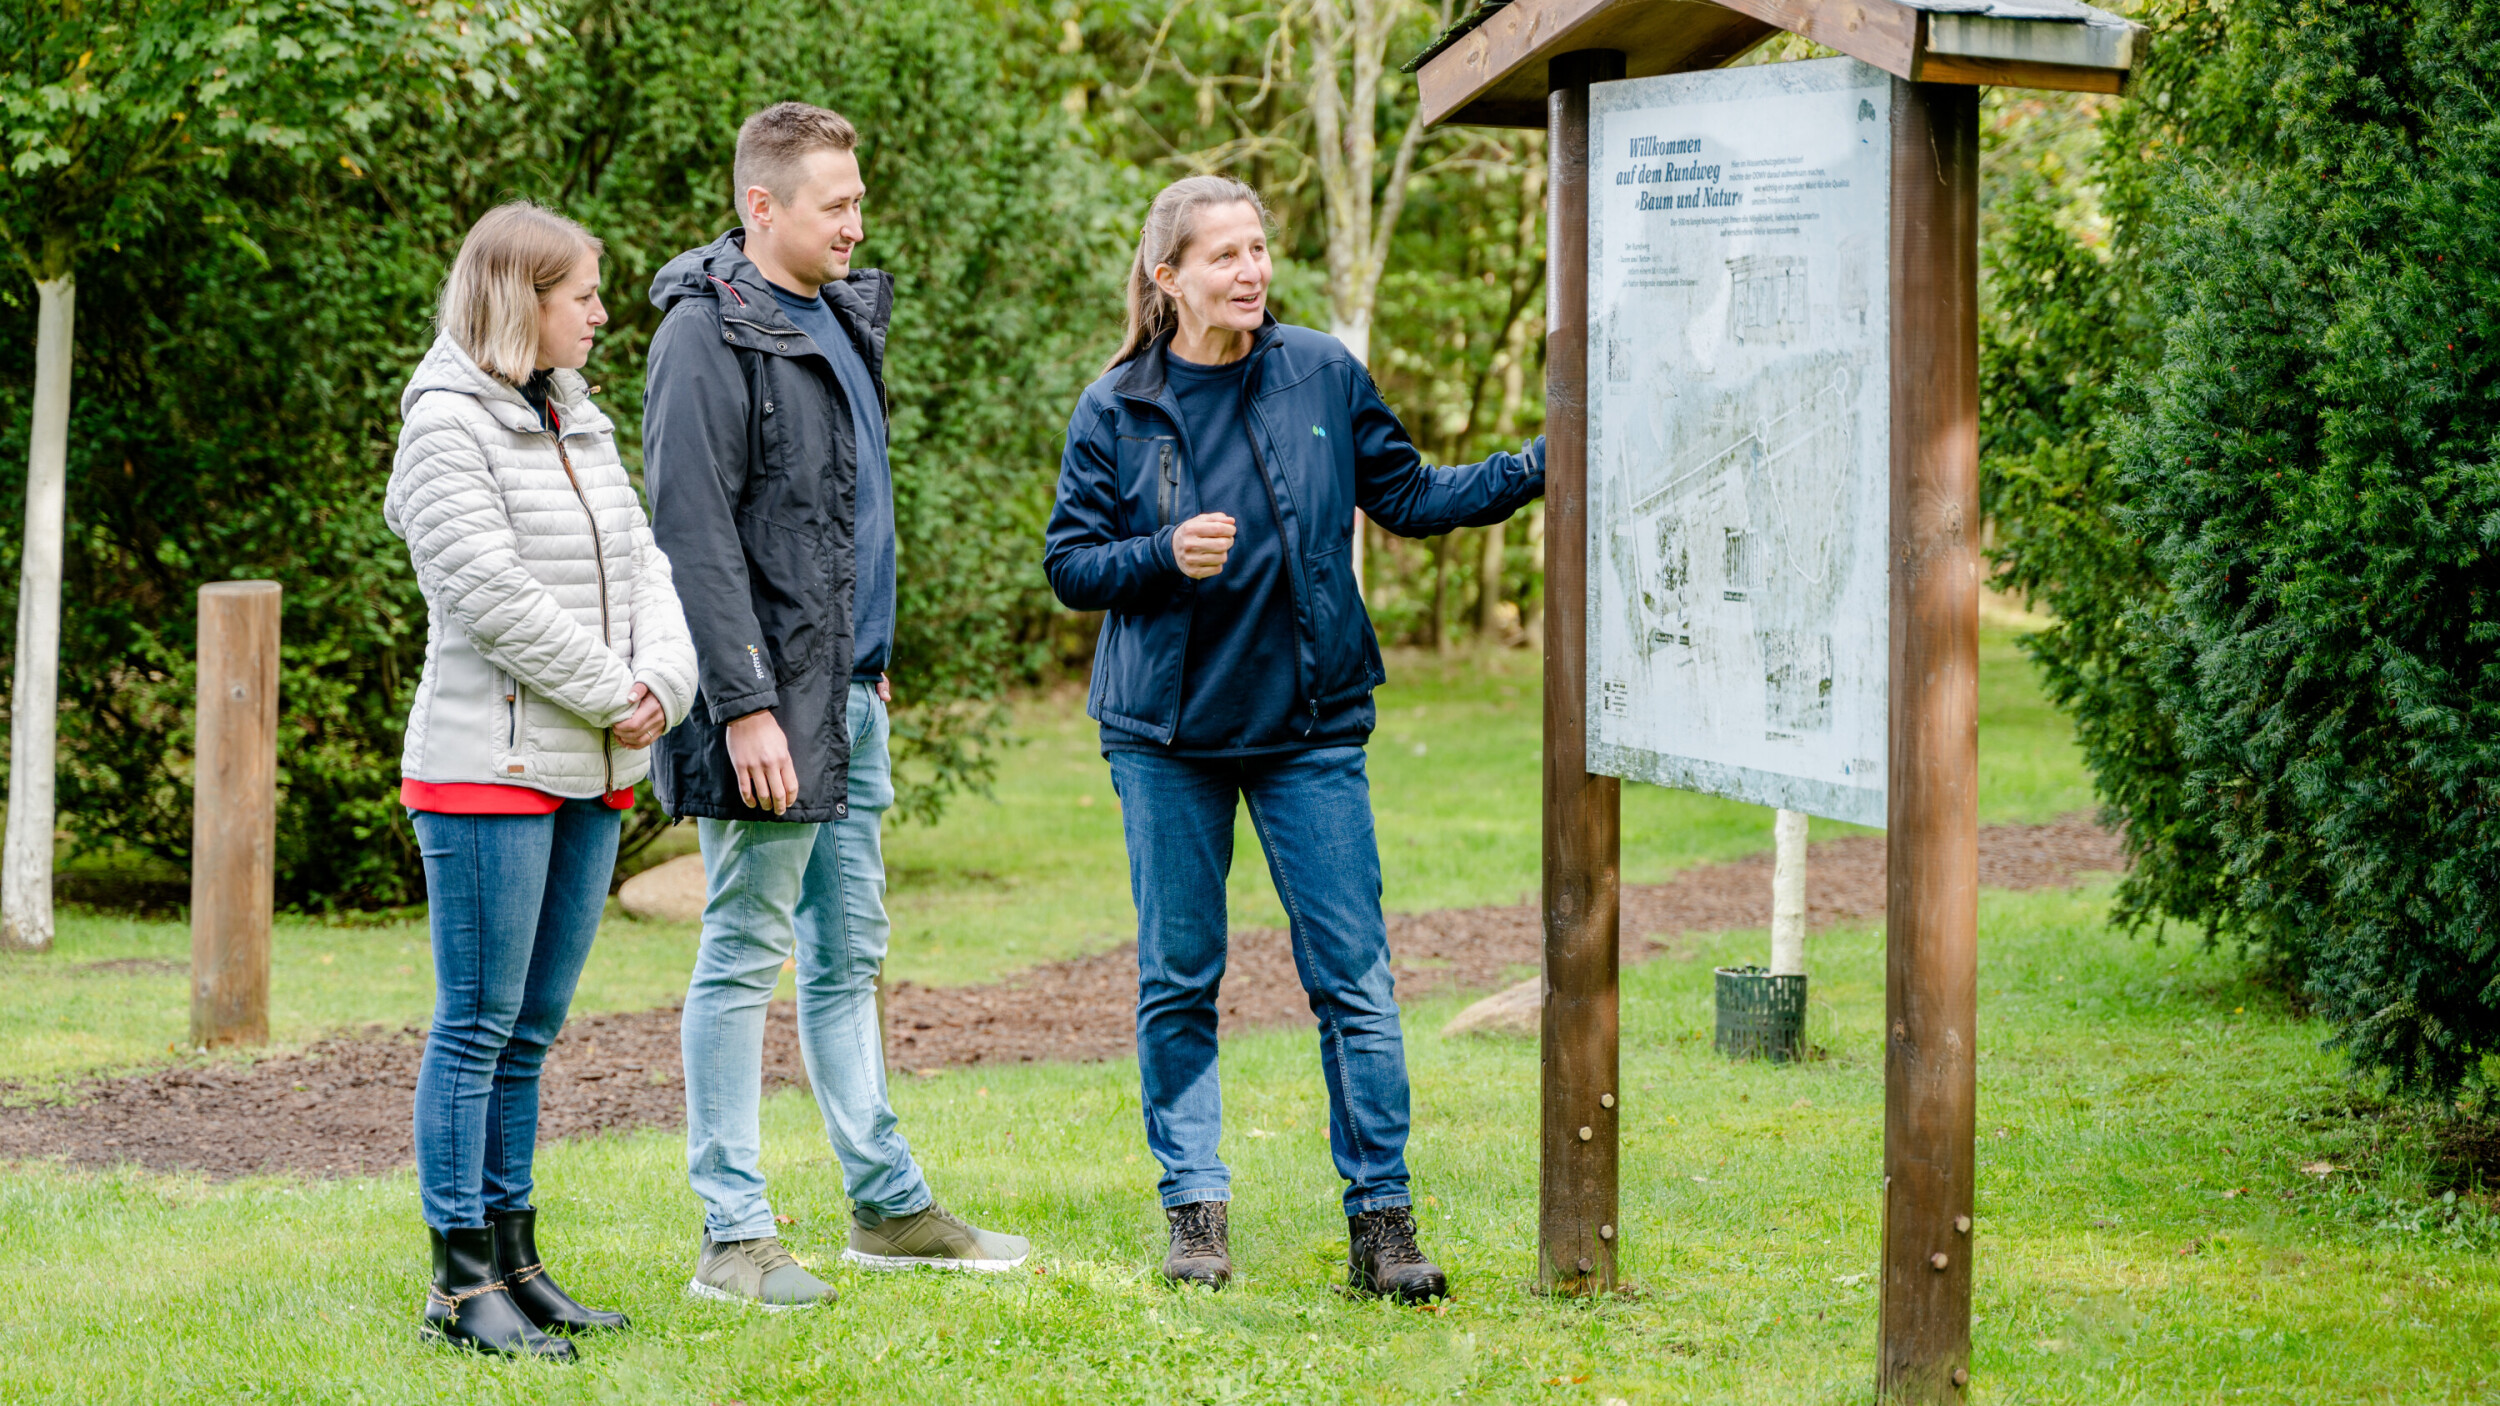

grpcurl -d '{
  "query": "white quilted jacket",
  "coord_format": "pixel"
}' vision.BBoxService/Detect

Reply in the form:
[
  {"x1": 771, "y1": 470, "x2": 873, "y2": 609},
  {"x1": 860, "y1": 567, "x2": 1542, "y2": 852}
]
[{"x1": 386, "y1": 333, "x2": 699, "y2": 798}]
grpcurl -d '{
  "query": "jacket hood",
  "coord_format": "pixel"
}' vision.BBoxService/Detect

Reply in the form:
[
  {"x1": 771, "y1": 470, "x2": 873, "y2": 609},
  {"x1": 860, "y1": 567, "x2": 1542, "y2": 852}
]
[
  {"x1": 399, "y1": 331, "x2": 612, "y2": 438},
  {"x1": 649, "y1": 230, "x2": 894, "y2": 370}
]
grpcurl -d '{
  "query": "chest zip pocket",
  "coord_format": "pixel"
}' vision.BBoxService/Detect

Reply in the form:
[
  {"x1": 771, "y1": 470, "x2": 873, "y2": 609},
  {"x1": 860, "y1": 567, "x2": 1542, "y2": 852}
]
[{"x1": 1156, "y1": 442, "x2": 1177, "y2": 526}]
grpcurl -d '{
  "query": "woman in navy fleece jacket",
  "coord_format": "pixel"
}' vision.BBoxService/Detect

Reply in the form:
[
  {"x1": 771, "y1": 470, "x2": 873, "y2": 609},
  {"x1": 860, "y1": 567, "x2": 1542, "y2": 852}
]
[{"x1": 1042, "y1": 175, "x2": 1544, "y2": 1303}]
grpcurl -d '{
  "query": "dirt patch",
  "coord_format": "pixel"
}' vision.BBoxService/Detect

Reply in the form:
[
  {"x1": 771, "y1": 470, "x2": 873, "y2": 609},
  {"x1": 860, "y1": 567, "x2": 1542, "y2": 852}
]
[{"x1": 0, "y1": 817, "x2": 2121, "y2": 1180}]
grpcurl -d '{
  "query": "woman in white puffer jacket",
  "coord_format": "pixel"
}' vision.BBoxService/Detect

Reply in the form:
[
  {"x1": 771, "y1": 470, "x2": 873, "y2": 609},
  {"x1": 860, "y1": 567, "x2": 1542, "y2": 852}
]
[{"x1": 384, "y1": 202, "x2": 697, "y2": 1363}]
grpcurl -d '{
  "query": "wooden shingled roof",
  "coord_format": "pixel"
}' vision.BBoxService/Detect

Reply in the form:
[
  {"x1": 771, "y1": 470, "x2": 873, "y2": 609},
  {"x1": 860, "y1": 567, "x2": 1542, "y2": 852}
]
[{"x1": 1409, "y1": 0, "x2": 2142, "y2": 127}]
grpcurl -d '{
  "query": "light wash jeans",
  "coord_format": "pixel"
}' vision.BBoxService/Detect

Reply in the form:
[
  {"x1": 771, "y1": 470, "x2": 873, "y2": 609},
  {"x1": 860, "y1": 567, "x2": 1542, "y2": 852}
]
[
  {"x1": 680, "y1": 682, "x2": 931, "y2": 1241},
  {"x1": 410, "y1": 798, "x2": 621, "y2": 1231},
  {"x1": 1108, "y1": 745, "x2": 1414, "y2": 1215}
]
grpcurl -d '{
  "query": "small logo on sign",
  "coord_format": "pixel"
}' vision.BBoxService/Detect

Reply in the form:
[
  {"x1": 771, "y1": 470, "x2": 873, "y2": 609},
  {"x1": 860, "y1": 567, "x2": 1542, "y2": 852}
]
[{"x1": 1601, "y1": 679, "x2": 1630, "y2": 717}]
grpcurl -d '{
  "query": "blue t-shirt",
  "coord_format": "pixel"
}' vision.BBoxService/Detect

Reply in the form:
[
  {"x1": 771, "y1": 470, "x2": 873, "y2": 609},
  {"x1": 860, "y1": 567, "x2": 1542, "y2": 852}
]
[
  {"x1": 1102, "y1": 349, "x2": 1370, "y2": 758},
  {"x1": 766, "y1": 281, "x2": 894, "y2": 679}
]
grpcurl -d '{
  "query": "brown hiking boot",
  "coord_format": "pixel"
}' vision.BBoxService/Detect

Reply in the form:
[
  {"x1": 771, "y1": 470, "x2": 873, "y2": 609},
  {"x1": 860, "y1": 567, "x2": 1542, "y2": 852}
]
[
  {"x1": 1162, "y1": 1201, "x2": 1231, "y2": 1289},
  {"x1": 1348, "y1": 1206, "x2": 1449, "y2": 1302}
]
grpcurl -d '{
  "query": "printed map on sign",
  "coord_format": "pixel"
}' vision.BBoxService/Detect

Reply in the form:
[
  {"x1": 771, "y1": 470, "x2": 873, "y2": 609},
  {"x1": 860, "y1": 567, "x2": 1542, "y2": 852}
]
[{"x1": 1585, "y1": 59, "x2": 1891, "y2": 827}]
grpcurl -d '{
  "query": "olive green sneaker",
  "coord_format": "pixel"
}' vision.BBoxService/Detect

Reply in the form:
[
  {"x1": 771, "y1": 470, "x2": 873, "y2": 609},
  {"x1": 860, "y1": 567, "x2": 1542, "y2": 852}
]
[
  {"x1": 842, "y1": 1204, "x2": 1030, "y2": 1272},
  {"x1": 686, "y1": 1234, "x2": 833, "y2": 1310}
]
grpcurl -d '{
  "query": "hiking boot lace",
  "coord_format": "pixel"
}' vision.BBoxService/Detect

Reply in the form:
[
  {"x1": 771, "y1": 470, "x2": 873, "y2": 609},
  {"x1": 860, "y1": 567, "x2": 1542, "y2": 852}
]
[
  {"x1": 1171, "y1": 1203, "x2": 1225, "y2": 1258},
  {"x1": 743, "y1": 1238, "x2": 798, "y2": 1275},
  {"x1": 1361, "y1": 1208, "x2": 1429, "y2": 1267}
]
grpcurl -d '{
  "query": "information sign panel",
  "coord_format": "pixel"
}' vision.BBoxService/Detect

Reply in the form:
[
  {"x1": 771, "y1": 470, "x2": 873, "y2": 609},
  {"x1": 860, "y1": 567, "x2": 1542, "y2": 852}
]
[{"x1": 1584, "y1": 58, "x2": 1892, "y2": 827}]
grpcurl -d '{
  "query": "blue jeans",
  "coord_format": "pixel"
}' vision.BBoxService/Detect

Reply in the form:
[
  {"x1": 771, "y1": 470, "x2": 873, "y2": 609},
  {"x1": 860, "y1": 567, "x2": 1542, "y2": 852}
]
[
  {"x1": 411, "y1": 798, "x2": 621, "y2": 1231},
  {"x1": 681, "y1": 682, "x2": 930, "y2": 1240},
  {"x1": 1109, "y1": 745, "x2": 1413, "y2": 1215}
]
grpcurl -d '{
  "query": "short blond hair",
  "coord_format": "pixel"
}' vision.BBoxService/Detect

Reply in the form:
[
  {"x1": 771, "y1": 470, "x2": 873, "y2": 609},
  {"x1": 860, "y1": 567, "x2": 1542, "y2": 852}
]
[
  {"x1": 438, "y1": 202, "x2": 602, "y2": 385},
  {"x1": 734, "y1": 102, "x2": 859, "y2": 213}
]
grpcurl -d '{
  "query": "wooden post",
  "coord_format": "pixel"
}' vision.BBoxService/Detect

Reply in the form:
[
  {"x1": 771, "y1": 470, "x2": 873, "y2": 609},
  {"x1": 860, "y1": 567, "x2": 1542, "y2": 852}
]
[
  {"x1": 1539, "y1": 45, "x2": 1626, "y2": 1298},
  {"x1": 1877, "y1": 79, "x2": 1982, "y2": 1402},
  {"x1": 191, "y1": 581, "x2": 281, "y2": 1049}
]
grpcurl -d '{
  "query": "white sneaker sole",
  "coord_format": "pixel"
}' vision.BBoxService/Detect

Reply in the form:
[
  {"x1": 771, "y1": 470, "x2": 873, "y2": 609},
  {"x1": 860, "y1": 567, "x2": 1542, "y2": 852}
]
[
  {"x1": 685, "y1": 1277, "x2": 821, "y2": 1311},
  {"x1": 840, "y1": 1247, "x2": 1029, "y2": 1273}
]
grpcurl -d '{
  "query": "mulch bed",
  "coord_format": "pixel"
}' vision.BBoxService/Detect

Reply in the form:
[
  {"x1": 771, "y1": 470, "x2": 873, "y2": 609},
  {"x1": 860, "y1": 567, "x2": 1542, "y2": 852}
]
[{"x1": 0, "y1": 817, "x2": 2121, "y2": 1181}]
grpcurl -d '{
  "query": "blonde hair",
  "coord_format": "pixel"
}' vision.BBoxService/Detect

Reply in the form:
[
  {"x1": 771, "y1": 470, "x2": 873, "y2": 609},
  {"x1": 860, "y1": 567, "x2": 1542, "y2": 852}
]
[
  {"x1": 1105, "y1": 176, "x2": 1271, "y2": 373},
  {"x1": 438, "y1": 202, "x2": 603, "y2": 385}
]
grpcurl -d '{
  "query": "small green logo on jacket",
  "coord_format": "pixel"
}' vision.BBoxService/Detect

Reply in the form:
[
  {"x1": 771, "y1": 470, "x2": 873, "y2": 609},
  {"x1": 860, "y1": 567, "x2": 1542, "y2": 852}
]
[{"x1": 1312, "y1": 425, "x2": 1327, "y2": 438}]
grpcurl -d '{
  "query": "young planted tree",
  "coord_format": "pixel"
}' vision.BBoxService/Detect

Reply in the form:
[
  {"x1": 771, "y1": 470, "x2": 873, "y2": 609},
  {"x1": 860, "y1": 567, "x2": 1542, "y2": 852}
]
[{"x1": 0, "y1": 0, "x2": 545, "y2": 948}]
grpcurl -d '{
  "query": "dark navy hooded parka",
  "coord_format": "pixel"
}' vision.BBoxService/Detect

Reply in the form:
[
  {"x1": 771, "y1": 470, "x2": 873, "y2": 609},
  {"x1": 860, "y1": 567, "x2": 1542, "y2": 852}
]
[
  {"x1": 1044, "y1": 320, "x2": 1544, "y2": 749},
  {"x1": 642, "y1": 230, "x2": 890, "y2": 823}
]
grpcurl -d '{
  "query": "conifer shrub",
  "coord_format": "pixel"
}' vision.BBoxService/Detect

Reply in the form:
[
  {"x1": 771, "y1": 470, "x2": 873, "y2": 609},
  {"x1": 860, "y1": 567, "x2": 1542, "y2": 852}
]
[{"x1": 1989, "y1": 0, "x2": 2500, "y2": 1092}]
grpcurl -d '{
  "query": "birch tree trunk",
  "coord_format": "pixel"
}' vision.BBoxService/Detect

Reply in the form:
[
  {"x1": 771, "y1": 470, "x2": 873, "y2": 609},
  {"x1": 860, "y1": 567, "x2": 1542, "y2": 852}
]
[
  {"x1": 1770, "y1": 807, "x2": 1809, "y2": 976},
  {"x1": 1479, "y1": 312, "x2": 1535, "y2": 637},
  {"x1": 3, "y1": 276, "x2": 74, "y2": 952},
  {"x1": 1306, "y1": 0, "x2": 1436, "y2": 605}
]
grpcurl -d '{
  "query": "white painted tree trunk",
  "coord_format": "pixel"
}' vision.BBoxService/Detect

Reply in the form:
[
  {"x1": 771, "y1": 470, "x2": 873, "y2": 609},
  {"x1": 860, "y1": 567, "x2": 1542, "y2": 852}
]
[
  {"x1": 3, "y1": 276, "x2": 73, "y2": 952},
  {"x1": 1770, "y1": 807, "x2": 1808, "y2": 976}
]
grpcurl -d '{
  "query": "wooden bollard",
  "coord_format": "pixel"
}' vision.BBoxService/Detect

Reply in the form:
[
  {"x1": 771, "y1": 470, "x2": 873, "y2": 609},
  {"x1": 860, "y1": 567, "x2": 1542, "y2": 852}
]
[{"x1": 191, "y1": 581, "x2": 281, "y2": 1049}]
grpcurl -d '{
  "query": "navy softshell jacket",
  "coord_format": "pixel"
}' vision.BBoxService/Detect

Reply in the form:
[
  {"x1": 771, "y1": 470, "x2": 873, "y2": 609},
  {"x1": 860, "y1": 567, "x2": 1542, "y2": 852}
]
[{"x1": 1043, "y1": 319, "x2": 1545, "y2": 747}]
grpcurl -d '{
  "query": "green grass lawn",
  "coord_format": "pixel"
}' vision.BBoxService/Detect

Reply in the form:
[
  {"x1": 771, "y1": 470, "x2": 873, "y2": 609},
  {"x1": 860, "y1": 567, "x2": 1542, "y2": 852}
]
[
  {"x1": 5, "y1": 884, "x2": 2495, "y2": 1403},
  {"x1": 6, "y1": 630, "x2": 2495, "y2": 1401},
  {"x1": 0, "y1": 630, "x2": 2086, "y2": 1085},
  {"x1": 872, "y1": 629, "x2": 2089, "y2": 984}
]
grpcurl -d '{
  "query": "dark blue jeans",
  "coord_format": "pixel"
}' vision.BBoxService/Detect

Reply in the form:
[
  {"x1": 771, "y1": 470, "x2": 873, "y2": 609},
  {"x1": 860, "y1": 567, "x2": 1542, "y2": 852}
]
[
  {"x1": 411, "y1": 799, "x2": 620, "y2": 1231},
  {"x1": 1109, "y1": 745, "x2": 1412, "y2": 1215}
]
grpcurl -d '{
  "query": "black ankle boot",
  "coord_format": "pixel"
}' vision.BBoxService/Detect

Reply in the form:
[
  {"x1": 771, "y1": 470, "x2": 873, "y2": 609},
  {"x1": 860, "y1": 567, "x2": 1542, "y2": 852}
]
[
  {"x1": 1347, "y1": 1206, "x2": 1450, "y2": 1303},
  {"x1": 422, "y1": 1225, "x2": 574, "y2": 1361},
  {"x1": 489, "y1": 1207, "x2": 630, "y2": 1334}
]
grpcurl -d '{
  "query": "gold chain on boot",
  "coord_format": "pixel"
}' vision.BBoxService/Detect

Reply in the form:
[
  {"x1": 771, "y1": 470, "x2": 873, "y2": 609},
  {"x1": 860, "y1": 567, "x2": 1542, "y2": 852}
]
[{"x1": 427, "y1": 1278, "x2": 508, "y2": 1326}]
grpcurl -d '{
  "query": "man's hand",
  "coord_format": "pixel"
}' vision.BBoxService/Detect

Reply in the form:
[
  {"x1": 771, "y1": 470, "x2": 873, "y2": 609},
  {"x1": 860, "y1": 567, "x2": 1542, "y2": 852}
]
[
  {"x1": 1174, "y1": 512, "x2": 1237, "y2": 579},
  {"x1": 876, "y1": 673, "x2": 891, "y2": 704},
  {"x1": 612, "y1": 683, "x2": 667, "y2": 749},
  {"x1": 726, "y1": 710, "x2": 800, "y2": 815}
]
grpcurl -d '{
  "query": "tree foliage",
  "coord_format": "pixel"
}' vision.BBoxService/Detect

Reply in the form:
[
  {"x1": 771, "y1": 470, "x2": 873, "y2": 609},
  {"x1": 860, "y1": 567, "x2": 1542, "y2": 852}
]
[
  {"x1": 1, "y1": 0, "x2": 547, "y2": 276},
  {"x1": 1985, "y1": 0, "x2": 2500, "y2": 1093},
  {"x1": 0, "y1": 0, "x2": 1117, "y2": 906},
  {"x1": 1056, "y1": 0, "x2": 1551, "y2": 647}
]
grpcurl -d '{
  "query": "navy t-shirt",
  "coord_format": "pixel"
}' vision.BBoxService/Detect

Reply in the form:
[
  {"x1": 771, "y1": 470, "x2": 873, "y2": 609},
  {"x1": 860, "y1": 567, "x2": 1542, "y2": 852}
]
[
  {"x1": 765, "y1": 281, "x2": 894, "y2": 679},
  {"x1": 1102, "y1": 349, "x2": 1371, "y2": 758}
]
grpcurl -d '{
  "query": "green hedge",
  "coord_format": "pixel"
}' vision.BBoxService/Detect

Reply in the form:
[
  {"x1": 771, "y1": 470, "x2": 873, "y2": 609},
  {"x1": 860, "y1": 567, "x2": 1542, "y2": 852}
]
[
  {"x1": 1988, "y1": 0, "x2": 2500, "y2": 1093},
  {"x1": 0, "y1": 0, "x2": 1122, "y2": 907}
]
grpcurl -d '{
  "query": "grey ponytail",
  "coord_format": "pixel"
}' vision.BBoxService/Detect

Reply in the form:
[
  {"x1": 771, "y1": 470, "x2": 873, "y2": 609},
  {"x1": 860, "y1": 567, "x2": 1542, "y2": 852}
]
[{"x1": 1104, "y1": 175, "x2": 1272, "y2": 374}]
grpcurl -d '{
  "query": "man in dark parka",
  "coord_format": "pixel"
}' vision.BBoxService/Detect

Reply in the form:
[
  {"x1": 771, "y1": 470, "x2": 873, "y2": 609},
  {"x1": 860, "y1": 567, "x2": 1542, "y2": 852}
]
[{"x1": 644, "y1": 101, "x2": 1029, "y2": 1309}]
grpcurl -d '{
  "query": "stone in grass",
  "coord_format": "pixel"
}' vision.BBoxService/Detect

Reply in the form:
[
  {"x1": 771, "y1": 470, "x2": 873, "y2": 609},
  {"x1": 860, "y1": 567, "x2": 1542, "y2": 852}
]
[
  {"x1": 618, "y1": 852, "x2": 707, "y2": 924},
  {"x1": 1441, "y1": 977, "x2": 1540, "y2": 1039}
]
